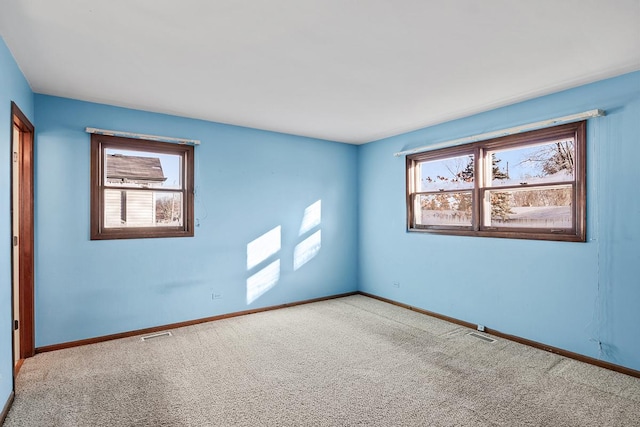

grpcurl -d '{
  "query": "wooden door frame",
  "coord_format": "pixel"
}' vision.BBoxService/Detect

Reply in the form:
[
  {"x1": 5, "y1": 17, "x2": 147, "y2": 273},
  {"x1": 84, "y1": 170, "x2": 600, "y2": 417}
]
[{"x1": 10, "y1": 101, "x2": 35, "y2": 363}]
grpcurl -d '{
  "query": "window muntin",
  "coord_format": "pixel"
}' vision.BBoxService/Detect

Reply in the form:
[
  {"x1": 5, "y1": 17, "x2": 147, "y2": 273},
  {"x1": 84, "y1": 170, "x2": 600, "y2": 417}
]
[
  {"x1": 407, "y1": 121, "x2": 586, "y2": 241},
  {"x1": 91, "y1": 134, "x2": 194, "y2": 240}
]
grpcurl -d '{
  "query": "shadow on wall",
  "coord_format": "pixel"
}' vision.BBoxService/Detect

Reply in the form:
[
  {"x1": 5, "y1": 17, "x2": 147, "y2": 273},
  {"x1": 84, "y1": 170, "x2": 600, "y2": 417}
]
[{"x1": 246, "y1": 200, "x2": 322, "y2": 304}]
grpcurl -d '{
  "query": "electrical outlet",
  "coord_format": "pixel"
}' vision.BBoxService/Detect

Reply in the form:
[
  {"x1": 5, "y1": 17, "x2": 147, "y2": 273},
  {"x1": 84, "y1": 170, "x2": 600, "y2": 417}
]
[
  {"x1": 477, "y1": 324, "x2": 485, "y2": 332},
  {"x1": 392, "y1": 282, "x2": 400, "y2": 288},
  {"x1": 212, "y1": 292, "x2": 223, "y2": 300}
]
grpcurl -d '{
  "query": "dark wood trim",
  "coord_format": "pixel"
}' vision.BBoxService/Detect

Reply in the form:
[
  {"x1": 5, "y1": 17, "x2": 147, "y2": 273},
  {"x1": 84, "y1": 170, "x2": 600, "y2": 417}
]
[
  {"x1": 10, "y1": 102, "x2": 36, "y2": 363},
  {"x1": 14, "y1": 359, "x2": 24, "y2": 377},
  {"x1": 482, "y1": 327, "x2": 640, "y2": 378},
  {"x1": 0, "y1": 391, "x2": 15, "y2": 425},
  {"x1": 574, "y1": 121, "x2": 587, "y2": 242},
  {"x1": 359, "y1": 291, "x2": 640, "y2": 378},
  {"x1": 36, "y1": 292, "x2": 358, "y2": 353},
  {"x1": 406, "y1": 121, "x2": 587, "y2": 242},
  {"x1": 90, "y1": 134, "x2": 195, "y2": 240},
  {"x1": 33, "y1": 290, "x2": 639, "y2": 378},
  {"x1": 405, "y1": 156, "x2": 413, "y2": 230},
  {"x1": 359, "y1": 292, "x2": 477, "y2": 329}
]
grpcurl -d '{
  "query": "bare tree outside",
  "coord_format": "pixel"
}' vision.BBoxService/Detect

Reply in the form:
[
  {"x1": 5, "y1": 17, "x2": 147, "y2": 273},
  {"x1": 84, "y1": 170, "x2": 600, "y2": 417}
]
[
  {"x1": 156, "y1": 194, "x2": 182, "y2": 225},
  {"x1": 489, "y1": 138, "x2": 576, "y2": 227},
  {"x1": 407, "y1": 122, "x2": 586, "y2": 241},
  {"x1": 418, "y1": 154, "x2": 474, "y2": 226}
]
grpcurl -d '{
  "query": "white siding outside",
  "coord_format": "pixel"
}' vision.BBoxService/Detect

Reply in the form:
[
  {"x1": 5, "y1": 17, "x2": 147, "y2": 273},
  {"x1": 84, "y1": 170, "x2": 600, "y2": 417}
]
[
  {"x1": 104, "y1": 189, "x2": 122, "y2": 227},
  {"x1": 125, "y1": 191, "x2": 155, "y2": 226},
  {"x1": 104, "y1": 189, "x2": 156, "y2": 227}
]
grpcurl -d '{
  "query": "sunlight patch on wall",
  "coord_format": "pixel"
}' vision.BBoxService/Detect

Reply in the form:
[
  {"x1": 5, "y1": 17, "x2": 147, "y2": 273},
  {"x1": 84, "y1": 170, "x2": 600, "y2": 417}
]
[
  {"x1": 246, "y1": 260, "x2": 281, "y2": 304},
  {"x1": 246, "y1": 226, "x2": 281, "y2": 270},
  {"x1": 294, "y1": 200, "x2": 322, "y2": 271},
  {"x1": 294, "y1": 230, "x2": 322, "y2": 271},
  {"x1": 245, "y1": 200, "x2": 322, "y2": 304},
  {"x1": 246, "y1": 226, "x2": 282, "y2": 304},
  {"x1": 299, "y1": 200, "x2": 321, "y2": 236}
]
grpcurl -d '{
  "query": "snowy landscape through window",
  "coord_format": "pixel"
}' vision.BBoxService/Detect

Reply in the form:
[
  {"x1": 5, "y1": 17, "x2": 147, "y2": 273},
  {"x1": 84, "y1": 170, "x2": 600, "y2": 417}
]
[{"x1": 406, "y1": 121, "x2": 586, "y2": 241}]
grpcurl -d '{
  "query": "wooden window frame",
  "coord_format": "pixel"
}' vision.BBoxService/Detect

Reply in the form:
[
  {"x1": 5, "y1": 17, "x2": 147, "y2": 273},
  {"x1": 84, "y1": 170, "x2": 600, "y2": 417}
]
[
  {"x1": 90, "y1": 134, "x2": 195, "y2": 240},
  {"x1": 406, "y1": 121, "x2": 586, "y2": 242}
]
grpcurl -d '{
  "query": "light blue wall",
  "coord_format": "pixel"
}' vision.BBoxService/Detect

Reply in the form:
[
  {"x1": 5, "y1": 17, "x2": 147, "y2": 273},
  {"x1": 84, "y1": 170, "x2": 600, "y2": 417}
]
[
  {"x1": 359, "y1": 71, "x2": 640, "y2": 371},
  {"x1": 34, "y1": 95, "x2": 359, "y2": 347},
  {"x1": 0, "y1": 37, "x2": 34, "y2": 408},
  {"x1": 4, "y1": 32, "x2": 639, "y2": 387}
]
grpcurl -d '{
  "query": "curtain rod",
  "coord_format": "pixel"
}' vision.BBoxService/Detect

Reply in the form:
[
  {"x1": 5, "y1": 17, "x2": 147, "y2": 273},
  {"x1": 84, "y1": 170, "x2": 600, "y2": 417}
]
[
  {"x1": 85, "y1": 127, "x2": 200, "y2": 145},
  {"x1": 393, "y1": 109, "x2": 605, "y2": 157}
]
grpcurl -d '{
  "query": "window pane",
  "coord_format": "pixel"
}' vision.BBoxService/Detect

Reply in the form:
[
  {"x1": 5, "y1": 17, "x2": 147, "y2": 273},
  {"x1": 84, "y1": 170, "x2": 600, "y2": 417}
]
[
  {"x1": 416, "y1": 192, "x2": 473, "y2": 227},
  {"x1": 419, "y1": 154, "x2": 474, "y2": 191},
  {"x1": 155, "y1": 192, "x2": 183, "y2": 226},
  {"x1": 105, "y1": 148, "x2": 182, "y2": 189},
  {"x1": 485, "y1": 185, "x2": 573, "y2": 228},
  {"x1": 104, "y1": 189, "x2": 183, "y2": 228},
  {"x1": 489, "y1": 139, "x2": 575, "y2": 186}
]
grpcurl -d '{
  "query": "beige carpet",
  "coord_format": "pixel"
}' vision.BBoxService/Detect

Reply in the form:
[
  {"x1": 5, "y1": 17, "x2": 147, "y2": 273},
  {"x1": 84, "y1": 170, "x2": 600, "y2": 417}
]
[{"x1": 5, "y1": 295, "x2": 640, "y2": 426}]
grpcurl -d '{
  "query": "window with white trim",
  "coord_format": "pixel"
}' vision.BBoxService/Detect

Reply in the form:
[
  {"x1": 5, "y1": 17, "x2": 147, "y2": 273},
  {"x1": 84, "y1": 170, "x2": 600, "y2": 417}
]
[{"x1": 406, "y1": 121, "x2": 586, "y2": 241}]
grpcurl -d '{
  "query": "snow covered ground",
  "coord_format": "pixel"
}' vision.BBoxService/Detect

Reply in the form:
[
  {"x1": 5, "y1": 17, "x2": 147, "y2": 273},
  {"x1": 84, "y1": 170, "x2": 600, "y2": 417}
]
[{"x1": 420, "y1": 205, "x2": 571, "y2": 228}]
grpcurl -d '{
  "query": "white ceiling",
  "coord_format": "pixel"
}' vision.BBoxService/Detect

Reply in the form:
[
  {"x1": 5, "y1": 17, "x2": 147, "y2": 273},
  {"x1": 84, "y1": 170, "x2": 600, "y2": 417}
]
[{"x1": 1, "y1": 1, "x2": 639, "y2": 144}]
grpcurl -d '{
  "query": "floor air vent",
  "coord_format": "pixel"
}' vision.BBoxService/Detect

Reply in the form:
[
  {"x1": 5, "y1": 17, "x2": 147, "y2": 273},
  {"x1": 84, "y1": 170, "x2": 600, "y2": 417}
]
[
  {"x1": 467, "y1": 332, "x2": 496, "y2": 343},
  {"x1": 141, "y1": 331, "x2": 172, "y2": 341}
]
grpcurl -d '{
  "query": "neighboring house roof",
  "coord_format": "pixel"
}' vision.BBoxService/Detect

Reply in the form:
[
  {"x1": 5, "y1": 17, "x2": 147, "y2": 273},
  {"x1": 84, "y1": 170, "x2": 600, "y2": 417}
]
[{"x1": 106, "y1": 154, "x2": 166, "y2": 182}]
